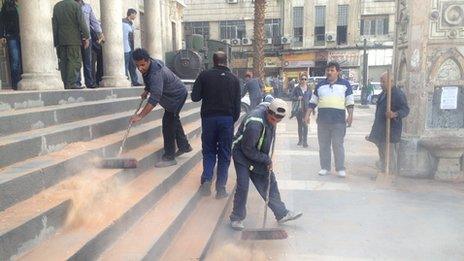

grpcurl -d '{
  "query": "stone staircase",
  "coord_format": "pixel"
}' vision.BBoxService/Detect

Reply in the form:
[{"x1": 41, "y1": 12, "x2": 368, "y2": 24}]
[{"x1": 0, "y1": 87, "x2": 236, "y2": 260}]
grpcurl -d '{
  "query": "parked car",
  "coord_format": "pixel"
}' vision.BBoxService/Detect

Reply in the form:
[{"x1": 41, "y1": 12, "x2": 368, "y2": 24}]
[
  {"x1": 351, "y1": 82, "x2": 361, "y2": 102},
  {"x1": 352, "y1": 81, "x2": 383, "y2": 104}
]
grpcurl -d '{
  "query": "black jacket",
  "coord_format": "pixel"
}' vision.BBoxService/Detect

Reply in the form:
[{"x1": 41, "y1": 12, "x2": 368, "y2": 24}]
[
  {"x1": 368, "y1": 87, "x2": 409, "y2": 143},
  {"x1": 143, "y1": 59, "x2": 188, "y2": 113},
  {"x1": 232, "y1": 106, "x2": 274, "y2": 175},
  {"x1": 291, "y1": 85, "x2": 312, "y2": 116},
  {"x1": 191, "y1": 66, "x2": 241, "y2": 122},
  {"x1": 0, "y1": 0, "x2": 19, "y2": 38}
]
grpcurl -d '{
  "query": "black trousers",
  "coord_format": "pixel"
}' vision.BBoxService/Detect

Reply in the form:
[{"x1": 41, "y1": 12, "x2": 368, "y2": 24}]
[
  {"x1": 296, "y1": 113, "x2": 308, "y2": 144},
  {"x1": 162, "y1": 94, "x2": 190, "y2": 158}
]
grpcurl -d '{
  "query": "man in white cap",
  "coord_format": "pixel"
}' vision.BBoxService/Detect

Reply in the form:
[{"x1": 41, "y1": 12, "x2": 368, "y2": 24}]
[{"x1": 229, "y1": 98, "x2": 302, "y2": 230}]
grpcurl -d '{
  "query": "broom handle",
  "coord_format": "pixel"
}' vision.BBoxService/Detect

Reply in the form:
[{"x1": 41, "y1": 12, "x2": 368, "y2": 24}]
[
  {"x1": 385, "y1": 70, "x2": 392, "y2": 175},
  {"x1": 117, "y1": 98, "x2": 145, "y2": 157},
  {"x1": 262, "y1": 130, "x2": 276, "y2": 229}
]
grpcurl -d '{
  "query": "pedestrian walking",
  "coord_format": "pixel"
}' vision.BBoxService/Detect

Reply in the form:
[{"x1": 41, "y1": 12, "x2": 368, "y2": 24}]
[
  {"x1": 0, "y1": 0, "x2": 21, "y2": 89},
  {"x1": 292, "y1": 73, "x2": 312, "y2": 148},
  {"x1": 229, "y1": 98, "x2": 302, "y2": 231},
  {"x1": 122, "y1": 8, "x2": 141, "y2": 86},
  {"x1": 366, "y1": 72, "x2": 409, "y2": 173},
  {"x1": 191, "y1": 52, "x2": 241, "y2": 199},
  {"x1": 130, "y1": 48, "x2": 192, "y2": 168},
  {"x1": 75, "y1": 0, "x2": 101, "y2": 88},
  {"x1": 52, "y1": 0, "x2": 90, "y2": 89},
  {"x1": 242, "y1": 72, "x2": 264, "y2": 110},
  {"x1": 305, "y1": 61, "x2": 354, "y2": 178}
]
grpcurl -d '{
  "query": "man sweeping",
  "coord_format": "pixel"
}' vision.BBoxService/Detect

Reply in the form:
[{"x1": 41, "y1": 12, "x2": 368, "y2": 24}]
[
  {"x1": 229, "y1": 98, "x2": 302, "y2": 231},
  {"x1": 130, "y1": 48, "x2": 192, "y2": 168}
]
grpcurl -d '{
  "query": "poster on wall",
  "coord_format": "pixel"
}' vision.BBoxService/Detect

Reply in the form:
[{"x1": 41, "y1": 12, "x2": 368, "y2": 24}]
[{"x1": 440, "y1": 86, "x2": 458, "y2": 110}]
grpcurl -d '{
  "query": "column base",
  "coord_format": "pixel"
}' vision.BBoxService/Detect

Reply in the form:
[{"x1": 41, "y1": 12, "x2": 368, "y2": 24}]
[
  {"x1": 99, "y1": 75, "x2": 131, "y2": 88},
  {"x1": 17, "y1": 73, "x2": 63, "y2": 91},
  {"x1": 398, "y1": 136, "x2": 436, "y2": 178},
  {"x1": 435, "y1": 158, "x2": 464, "y2": 182}
]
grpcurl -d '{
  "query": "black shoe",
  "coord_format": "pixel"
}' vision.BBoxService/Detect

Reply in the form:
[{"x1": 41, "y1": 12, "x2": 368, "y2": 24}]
[
  {"x1": 297, "y1": 141, "x2": 302, "y2": 146},
  {"x1": 199, "y1": 181, "x2": 211, "y2": 196},
  {"x1": 215, "y1": 188, "x2": 229, "y2": 199},
  {"x1": 175, "y1": 145, "x2": 193, "y2": 157},
  {"x1": 155, "y1": 155, "x2": 177, "y2": 168},
  {"x1": 302, "y1": 143, "x2": 308, "y2": 148}
]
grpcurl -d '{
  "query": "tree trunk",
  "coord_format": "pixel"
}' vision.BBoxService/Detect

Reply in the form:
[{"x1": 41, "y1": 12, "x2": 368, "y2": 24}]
[{"x1": 253, "y1": 0, "x2": 266, "y2": 81}]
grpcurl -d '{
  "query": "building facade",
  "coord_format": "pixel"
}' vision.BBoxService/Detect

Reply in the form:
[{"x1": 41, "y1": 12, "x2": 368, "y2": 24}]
[
  {"x1": 183, "y1": 0, "x2": 396, "y2": 85},
  {"x1": 0, "y1": 0, "x2": 185, "y2": 90}
]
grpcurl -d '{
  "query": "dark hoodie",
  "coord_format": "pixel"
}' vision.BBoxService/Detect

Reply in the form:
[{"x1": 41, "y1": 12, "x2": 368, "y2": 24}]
[
  {"x1": 0, "y1": 0, "x2": 19, "y2": 38},
  {"x1": 143, "y1": 58, "x2": 187, "y2": 113}
]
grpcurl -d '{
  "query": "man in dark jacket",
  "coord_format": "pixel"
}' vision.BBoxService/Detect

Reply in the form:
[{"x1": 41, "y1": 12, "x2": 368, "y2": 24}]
[
  {"x1": 191, "y1": 52, "x2": 241, "y2": 199},
  {"x1": 367, "y1": 72, "x2": 409, "y2": 173},
  {"x1": 0, "y1": 0, "x2": 21, "y2": 89},
  {"x1": 52, "y1": 0, "x2": 90, "y2": 89},
  {"x1": 229, "y1": 98, "x2": 302, "y2": 230},
  {"x1": 243, "y1": 72, "x2": 264, "y2": 110},
  {"x1": 130, "y1": 48, "x2": 192, "y2": 168}
]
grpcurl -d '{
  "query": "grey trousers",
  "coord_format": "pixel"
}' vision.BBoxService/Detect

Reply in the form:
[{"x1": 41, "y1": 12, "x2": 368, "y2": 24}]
[{"x1": 317, "y1": 122, "x2": 346, "y2": 171}]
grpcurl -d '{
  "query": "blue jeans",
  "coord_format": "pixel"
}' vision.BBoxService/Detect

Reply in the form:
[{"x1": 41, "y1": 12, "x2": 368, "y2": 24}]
[
  {"x1": 201, "y1": 116, "x2": 234, "y2": 190},
  {"x1": 77, "y1": 45, "x2": 94, "y2": 87},
  {"x1": 124, "y1": 51, "x2": 139, "y2": 85},
  {"x1": 6, "y1": 35, "x2": 22, "y2": 89},
  {"x1": 230, "y1": 162, "x2": 288, "y2": 221}
]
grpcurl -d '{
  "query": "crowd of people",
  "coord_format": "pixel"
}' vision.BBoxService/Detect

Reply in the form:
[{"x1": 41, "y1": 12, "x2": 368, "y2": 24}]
[{"x1": 0, "y1": 0, "x2": 141, "y2": 89}]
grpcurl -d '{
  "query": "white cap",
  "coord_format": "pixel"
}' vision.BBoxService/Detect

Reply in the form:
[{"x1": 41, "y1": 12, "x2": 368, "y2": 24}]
[{"x1": 268, "y1": 98, "x2": 287, "y2": 118}]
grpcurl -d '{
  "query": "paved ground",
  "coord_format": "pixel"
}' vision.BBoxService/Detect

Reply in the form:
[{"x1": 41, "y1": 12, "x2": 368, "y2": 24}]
[{"x1": 206, "y1": 106, "x2": 464, "y2": 260}]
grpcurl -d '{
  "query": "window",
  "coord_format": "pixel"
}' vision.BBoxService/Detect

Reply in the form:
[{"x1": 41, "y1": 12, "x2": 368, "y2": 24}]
[
  {"x1": 314, "y1": 6, "x2": 326, "y2": 46},
  {"x1": 184, "y1": 21, "x2": 210, "y2": 40},
  {"x1": 361, "y1": 16, "x2": 389, "y2": 36},
  {"x1": 265, "y1": 19, "x2": 281, "y2": 39},
  {"x1": 293, "y1": 7, "x2": 304, "y2": 43},
  {"x1": 337, "y1": 5, "x2": 348, "y2": 45},
  {"x1": 220, "y1": 20, "x2": 246, "y2": 40}
]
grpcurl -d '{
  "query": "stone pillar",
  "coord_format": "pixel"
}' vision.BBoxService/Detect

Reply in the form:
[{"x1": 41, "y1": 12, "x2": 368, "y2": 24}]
[
  {"x1": 144, "y1": 0, "x2": 163, "y2": 59},
  {"x1": 99, "y1": 0, "x2": 130, "y2": 87},
  {"x1": 17, "y1": 0, "x2": 62, "y2": 90},
  {"x1": 395, "y1": 0, "x2": 464, "y2": 180},
  {"x1": 303, "y1": 0, "x2": 315, "y2": 48}
]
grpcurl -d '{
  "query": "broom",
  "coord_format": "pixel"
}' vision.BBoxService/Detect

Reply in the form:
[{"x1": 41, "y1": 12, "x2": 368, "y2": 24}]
[
  {"x1": 241, "y1": 131, "x2": 288, "y2": 240},
  {"x1": 98, "y1": 98, "x2": 145, "y2": 169},
  {"x1": 376, "y1": 70, "x2": 393, "y2": 185}
]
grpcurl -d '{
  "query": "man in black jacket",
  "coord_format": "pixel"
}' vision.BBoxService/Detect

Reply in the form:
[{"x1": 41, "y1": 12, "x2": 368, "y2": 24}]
[
  {"x1": 367, "y1": 72, "x2": 409, "y2": 173},
  {"x1": 191, "y1": 52, "x2": 241, "y2": 199},
  {"x1": 229, "y1": 98, "x2": 302, "y2": 230},
  {"x1": 130, "y1": 48, "x2": 192, "y2": 168},
  {"x1": 0, "y1": 0, "x2": 21, "y2": 89}
]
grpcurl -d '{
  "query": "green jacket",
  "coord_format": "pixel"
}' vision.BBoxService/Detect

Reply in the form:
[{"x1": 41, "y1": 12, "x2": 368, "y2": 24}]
[{"x1": 52, "y1": 0, "x2": 89, "y2": 46}]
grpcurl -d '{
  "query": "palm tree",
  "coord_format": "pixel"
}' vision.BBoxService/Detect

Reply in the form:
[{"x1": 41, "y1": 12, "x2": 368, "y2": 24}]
[{"x1": 253, "y1": 0, "x2": 266, "y2": 81}]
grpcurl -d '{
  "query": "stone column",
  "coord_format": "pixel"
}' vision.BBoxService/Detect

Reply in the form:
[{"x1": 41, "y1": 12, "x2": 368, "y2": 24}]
[
  {"x1": 144, "y1": 0, "x2": 163, "y2": 59},
  {"x1": 99, "y1": 0, "x2": 130, "y2": 87},
  {"x1": 17, "y1": 0, "x2": 62, "y2": 90},
  {"x1": 303, "y1": 0, "x2": 314, "y2": 48},
  {"x1": 395, "y1": 0, "x2": 464, "y2": 181}
]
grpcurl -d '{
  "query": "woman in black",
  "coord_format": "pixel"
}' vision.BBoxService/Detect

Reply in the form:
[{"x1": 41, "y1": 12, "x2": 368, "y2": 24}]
[{"x1": 292, "y1": 74, "x2": 312, "y2": 147}]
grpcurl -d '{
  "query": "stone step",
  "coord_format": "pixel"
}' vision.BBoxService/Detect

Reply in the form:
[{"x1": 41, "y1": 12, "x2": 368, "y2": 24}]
[
  {"x1": 0, "y1": 100, "x2": 198, "y2": 169},
  {"x1": 0, "y1": 122, "x2": 202, "y2": 261},
  {"x1": 99, "y1": 167, "x2": 235, "y2": 261},
  {"x1": 159, "y1": 177, "x2": 235, "y2": 261},
  {"x1": 0, "y1": 87, "x2": 144, "y2": 112},
  {"x1": 0, "y1": 96, "x2": 142, "y2": 137},
  {"x1": 0, "y1": 106, "x2": 200, "y2": 211}
]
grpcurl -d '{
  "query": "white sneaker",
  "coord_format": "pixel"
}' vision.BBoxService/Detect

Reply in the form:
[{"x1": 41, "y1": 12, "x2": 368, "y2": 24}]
[
  {"x1": 278, "y1": 211, "x2": 303, "y2": 224},
  {"x1": 337, "y1": 170, "x2": 346, "y2": 178},
  {"x1": 230, "y1": 220, "x2": 245, "y2": 231},
  {"x1": 318, "y1": 169, "x2": 329, "y2": 176}
]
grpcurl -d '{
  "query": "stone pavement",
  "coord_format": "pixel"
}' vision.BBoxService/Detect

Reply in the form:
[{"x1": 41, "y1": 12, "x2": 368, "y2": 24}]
[{"x1": 205, "y1": 106, "x2": 464, "y2": 260}]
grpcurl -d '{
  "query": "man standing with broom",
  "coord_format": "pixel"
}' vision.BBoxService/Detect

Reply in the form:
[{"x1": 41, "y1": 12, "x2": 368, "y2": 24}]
[
  {"x1": 366, "y1": 72, "x2": 409, "y2": 174},
  {"x1": 229, "y1": 98, "x2": 302, "y2": 231}
]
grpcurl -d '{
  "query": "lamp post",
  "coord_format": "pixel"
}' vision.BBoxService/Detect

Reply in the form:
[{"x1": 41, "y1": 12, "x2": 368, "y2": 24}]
[{"x1": 361, "y1": 38, "x2": 369, "y2": 105}]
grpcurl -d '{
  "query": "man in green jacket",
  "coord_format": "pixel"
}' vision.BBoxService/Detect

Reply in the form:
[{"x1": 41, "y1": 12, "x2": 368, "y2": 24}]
[{"x1": 52, "y1": 0, "x2": 90, "y2": 89}]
